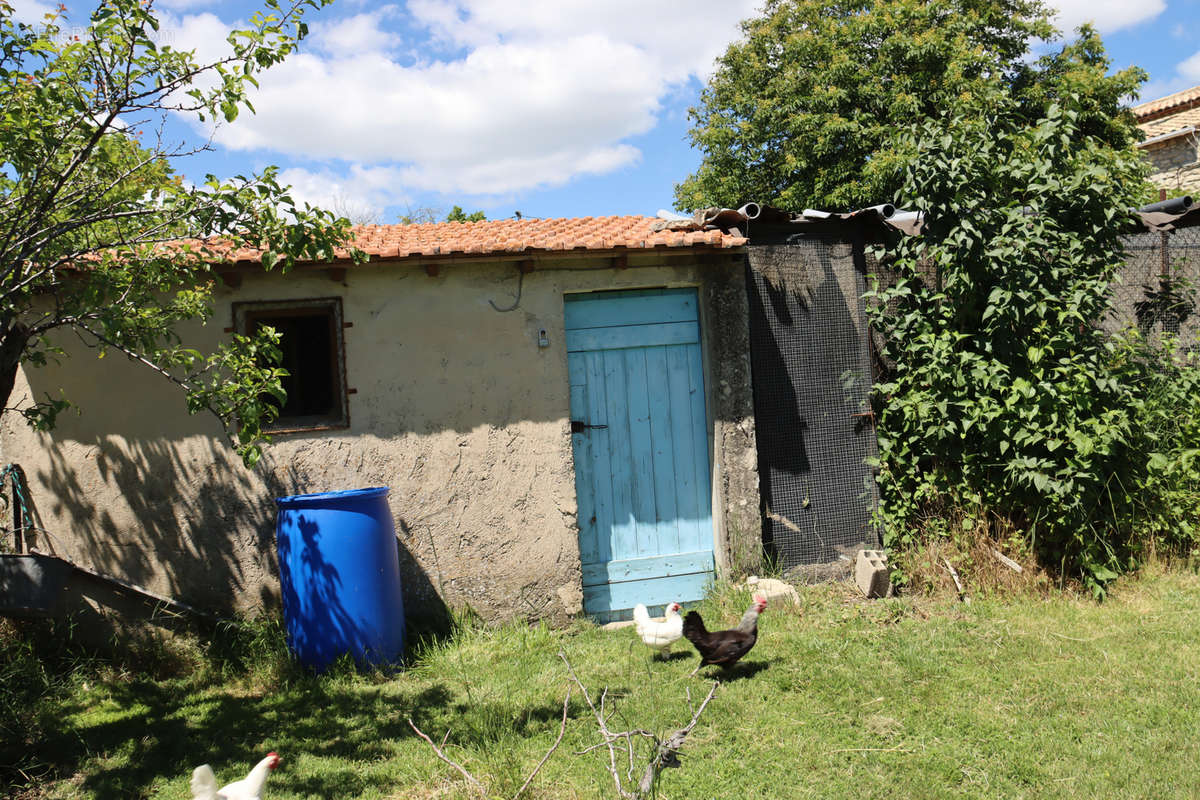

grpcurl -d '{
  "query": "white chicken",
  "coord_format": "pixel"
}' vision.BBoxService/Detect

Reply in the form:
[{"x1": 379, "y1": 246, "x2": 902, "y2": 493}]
[
  {"x1": 191, "y1": 752, "x2": 281, "y2": 800},
  {"x1": 633, "y1": 602, "x2": 684, "y2": 657}
]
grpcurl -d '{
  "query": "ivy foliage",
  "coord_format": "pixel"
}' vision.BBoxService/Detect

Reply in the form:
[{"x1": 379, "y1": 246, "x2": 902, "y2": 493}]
[
  {"x1": 675, "y1": 0, "x2": 1145, "y2": 213},
  {"x1": 0, "y1": 0, "x2": 360, "y2": 468},
  {"x1": 865, "y1": 69, "x2": 1182, "y2": 592}
]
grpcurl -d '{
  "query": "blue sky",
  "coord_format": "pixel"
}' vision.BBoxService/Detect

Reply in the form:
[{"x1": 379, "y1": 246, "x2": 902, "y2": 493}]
[{"x1": 16, "y1": 0, "x2": 1200, "y2": 222}]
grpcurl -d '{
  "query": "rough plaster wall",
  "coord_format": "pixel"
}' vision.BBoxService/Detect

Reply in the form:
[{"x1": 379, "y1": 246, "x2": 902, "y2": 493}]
[
  {"x1": 702, "y1": 260, "x2": 761, "y2": 576},
  {"x1": 3, "y1": 255, "x2": 758, "y2": 626}
]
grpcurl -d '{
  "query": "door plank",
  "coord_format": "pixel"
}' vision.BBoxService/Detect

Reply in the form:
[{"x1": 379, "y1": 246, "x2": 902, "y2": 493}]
[
  {"x1": 584, "y1": 351, "x2": 614, "y2": 564},
  {"x1": 666, "y1": 344, "x2": 699, "y2": 531},
  {"x1": 684, "y1": 341, "x2": 713, "y2": 551},
  {"x1": 564, "y1": 293, "x2": 698, "y2": 330},
  {"x1": 582, "y1": 550, "x2": 713, "y2": 585},
  {"x1": 623, "y1": 348, "x2": 657, "y2": 557},
  {"x1": 569, "y1": 370, "x2": 599, "y2": 565},
  {"x1": 644, "y1": 346, "x2": 679, "y2": 554},
  {"x1": 603, "y1": 349, "x2": 637, "y2": 564},
  {"x1": 566, "y1": 321, "x2": 698, "y2": 352}
]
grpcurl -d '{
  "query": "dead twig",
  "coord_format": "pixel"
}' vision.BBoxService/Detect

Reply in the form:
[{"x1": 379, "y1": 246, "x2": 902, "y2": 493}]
[
  {"x1": 991, "y1": 548, "x2": 1024, "y2": 573},
  {"x1": 560, "y1": 652, "x2": 635, "y2": 799},
  {"x1": 511, "y1": 684, "x2": 572, "y2": 800},
  {"x1": 637, "y1": 680, "x2": 719, "y2": 795},
  {"x1": 407, "y1": 718, "x2": 485, "y2": 796},
  {"x1": 559, "y1": 651, "x2": 722, "y2": 799},
  {"x1": 942, "y1": 557, "x2": 968, "y2": 602},
  {"x1": 830, "y1": 746, "x2": 913, "y2": 754}
]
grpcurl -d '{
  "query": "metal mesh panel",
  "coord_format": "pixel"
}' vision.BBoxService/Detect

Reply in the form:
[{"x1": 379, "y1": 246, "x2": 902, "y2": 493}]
[
  {"x1": 746, "y1": 239, "x2": 881, "y2": 571},
  {"x1": 1109, "y1": 227, "x2": 1200, "y2": 345}
]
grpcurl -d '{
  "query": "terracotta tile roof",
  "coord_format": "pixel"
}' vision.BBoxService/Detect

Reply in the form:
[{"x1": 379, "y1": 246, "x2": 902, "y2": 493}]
[
  {"x1": 227, "y1": 215, "x2": 747, "y2": 264},
  {"x1": 1133, "y1": 85, "x2": 1200, "y2": 122}
]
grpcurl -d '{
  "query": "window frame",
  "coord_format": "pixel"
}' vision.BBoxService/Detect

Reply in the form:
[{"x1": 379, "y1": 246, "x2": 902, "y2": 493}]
[{"x1": 232, "y1": 297, "x2": 349, "y2": 434}]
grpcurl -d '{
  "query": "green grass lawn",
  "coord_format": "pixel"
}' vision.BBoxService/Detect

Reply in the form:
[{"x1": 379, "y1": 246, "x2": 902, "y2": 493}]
[{"x1": 7, "y1": 566, "x2": 1200, "y2": 799}]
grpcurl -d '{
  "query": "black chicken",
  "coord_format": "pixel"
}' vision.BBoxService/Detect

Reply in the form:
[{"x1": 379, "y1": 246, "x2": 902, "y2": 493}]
[{"x1": 681, "y1": 594, "x2": 767, "y2": 676}]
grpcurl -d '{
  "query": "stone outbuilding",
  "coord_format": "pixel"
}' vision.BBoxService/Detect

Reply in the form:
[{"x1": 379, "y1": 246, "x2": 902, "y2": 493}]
[
  {"x1": 1134, "y1": 85, "x2": 1200, "y2": 195},
  {"x1": 3, "y1": 216, "x2": 762, "y2": 629}
]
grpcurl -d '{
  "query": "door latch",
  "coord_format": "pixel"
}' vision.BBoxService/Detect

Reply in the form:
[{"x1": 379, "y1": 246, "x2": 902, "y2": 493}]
[{"x1": 570, "y1": 420, "x2": 608, "y2": 433}]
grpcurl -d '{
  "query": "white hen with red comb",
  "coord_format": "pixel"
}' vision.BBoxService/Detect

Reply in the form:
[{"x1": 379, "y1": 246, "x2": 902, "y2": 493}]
[
  {"x1": 632, "y1": 602, "x2": 684, "y2": 656},
  {"x1": 191, "y1": 752, "x2": 281, "y2": 800}
]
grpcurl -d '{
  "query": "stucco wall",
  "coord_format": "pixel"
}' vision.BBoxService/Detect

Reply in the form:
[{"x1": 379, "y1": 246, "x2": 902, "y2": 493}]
[{"x1": 3, "y1": 252, "x2": 758, "y2": 629}]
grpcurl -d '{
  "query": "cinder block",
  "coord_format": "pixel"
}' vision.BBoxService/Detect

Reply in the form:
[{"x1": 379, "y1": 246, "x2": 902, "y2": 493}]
[{"x1": 855, "y1": 550, "x2": 891, "y2": 598}]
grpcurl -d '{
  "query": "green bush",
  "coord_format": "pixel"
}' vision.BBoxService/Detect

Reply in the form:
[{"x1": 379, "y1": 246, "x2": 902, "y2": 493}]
[
  {"x1": 1112, "y1": 336, "x2": 1200, "y2": 553},
  {"x1": 866, "y1": 69, "x2": 1177, "y2": 594}
]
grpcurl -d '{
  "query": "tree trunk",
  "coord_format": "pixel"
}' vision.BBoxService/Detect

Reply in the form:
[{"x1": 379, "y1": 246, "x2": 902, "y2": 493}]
[{"x1": 0, "y1": 322, "x2": 30, "y2": 419}]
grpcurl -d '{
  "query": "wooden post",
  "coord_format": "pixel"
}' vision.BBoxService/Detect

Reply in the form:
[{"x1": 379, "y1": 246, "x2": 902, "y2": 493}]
[{"x1": 1160, "y1": 187, "x2": 1170, "y2": 282}]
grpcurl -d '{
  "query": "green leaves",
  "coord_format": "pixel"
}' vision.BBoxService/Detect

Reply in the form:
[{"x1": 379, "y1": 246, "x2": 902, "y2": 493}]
[
  {"x1": 676, "y1": 0, "x2": 1066, "y2": 212},
  {"x1": 864, "y1": 44, "x2": 1169, "y2": 593},
  {"x1": 0, "y1": 0, "x2": 353, "y2": 470}
]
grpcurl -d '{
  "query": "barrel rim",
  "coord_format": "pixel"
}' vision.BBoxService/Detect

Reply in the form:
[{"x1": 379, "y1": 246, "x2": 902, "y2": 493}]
[{"x1": 275, "y1": 487, "x2": 389, "y2": 507}]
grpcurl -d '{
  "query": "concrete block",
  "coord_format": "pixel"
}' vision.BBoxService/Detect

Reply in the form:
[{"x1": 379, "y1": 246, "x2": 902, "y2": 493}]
[
  {"x1": 743, "y1": 576, "x2": 801, "y2": 605},
  {"x1": 855, "y1": 550, "x2": 891, "y2": 598}
]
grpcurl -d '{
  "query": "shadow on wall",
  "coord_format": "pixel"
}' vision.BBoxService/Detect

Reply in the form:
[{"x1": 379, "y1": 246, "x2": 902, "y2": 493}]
[
  {"x1": 746, "y1": 240, "x2": 879, "y2": 568},
  {"x1": 29, "y1": 436, "x2": 450, "y2": 638}
]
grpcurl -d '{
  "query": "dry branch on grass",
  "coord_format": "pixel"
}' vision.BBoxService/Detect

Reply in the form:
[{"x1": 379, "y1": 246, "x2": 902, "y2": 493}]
[
  {"x1": 942, "y1": 557, "x2": 967, "y2": 602},
  {"x1": 559, "y1": 651, "x2": 720, "y2": 799},
  {"x1": 410, "y1": 652, "x2": 722, "y2": 800},
  {"x1": 635, "y1": 680, "x2": 719, "y2": 796},
  {"x1": 408, "y1": 683, "x2": 571, "y2": 800}
]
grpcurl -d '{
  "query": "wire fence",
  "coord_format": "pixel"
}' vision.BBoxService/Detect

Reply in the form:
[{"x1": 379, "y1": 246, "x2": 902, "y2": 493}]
[
  {"x1": 744, "y1": 221, "x2": 1200, "y2": 574},
  {"x1": 746, "y1": 240, "x2": 882, "y2": 574},
  {"x1": 1109, "y1": 226, "x2": 1200, "y2": 345}
]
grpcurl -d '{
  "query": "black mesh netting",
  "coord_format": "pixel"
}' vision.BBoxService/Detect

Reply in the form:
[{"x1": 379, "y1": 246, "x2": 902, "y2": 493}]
[
  {"x1": 745, "y1": 223, "x2": 1200, "y2": 574},
  {"x1": 746, "y1": 239, "x2": 882, "y2": 571}
]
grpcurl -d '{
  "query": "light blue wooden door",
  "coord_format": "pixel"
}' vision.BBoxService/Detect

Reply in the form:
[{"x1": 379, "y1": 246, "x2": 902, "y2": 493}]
[{"x1": 565, "y1": 288, "x2": 714, "y2": 622}]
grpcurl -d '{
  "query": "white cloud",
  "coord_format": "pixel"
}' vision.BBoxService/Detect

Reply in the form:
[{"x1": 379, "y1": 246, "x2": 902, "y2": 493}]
[
  {"x1": 158, "y1": 11, "x2": 234, "y2": 65},
  {"x1": 1047, "y1": 0, "x2": 1165, "y2": 34},
  {"x1": 309, "y1": 5, "x2": 403, "y2": 55},
  {"x1": 7, "y1": 0, "x2": 56, "y2": 23},
  {"x1": 171, "y1": 0, "x2": 758, "y2": 198},
  {"x1": 276, "y1": 164, "x2": 408, "y2": 218},
  {"x1": 155, "y1": 0, "x2": 220, "y2": 10},
  {"x1": 1180, "y1": 50, "x2": 1200, "y2": 82},
  {"x1": 1137, "y1": 50, "x2": 1200, "y2": 104}
]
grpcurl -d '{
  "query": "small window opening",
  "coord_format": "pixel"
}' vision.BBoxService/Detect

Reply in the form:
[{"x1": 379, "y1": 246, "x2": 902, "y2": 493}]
[{"x1": 234, "y1": 298, "x2": 348, "y2": 432}]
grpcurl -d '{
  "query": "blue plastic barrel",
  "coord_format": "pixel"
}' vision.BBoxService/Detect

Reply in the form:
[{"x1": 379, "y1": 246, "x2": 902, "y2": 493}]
[{"x1": 274, "y1": 487, "x2": 405, "y2": 670}]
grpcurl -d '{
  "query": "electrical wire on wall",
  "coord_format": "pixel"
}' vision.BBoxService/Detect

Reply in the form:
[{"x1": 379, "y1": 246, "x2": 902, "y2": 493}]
[
  {"x1": 487, "y1": 260, "x2": 647, "y2": 312},
  {"x1": 488, "y1": 265, "x2": 525, "y2": 312}
]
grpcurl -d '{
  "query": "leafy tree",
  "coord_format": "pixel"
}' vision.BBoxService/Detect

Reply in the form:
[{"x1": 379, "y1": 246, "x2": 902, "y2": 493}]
[
  {"x1": 397, "y1": 204, "x2": 486, "y2": 224},
  {"x1": 675, "y1": 0, "x2": 1145, "y2": 212},
  {"x1": 0, "y1": 0, "x2": 358, "y2": 467},
  {"x1": 867, "y1": 66, "x2": 1159, "y2": 592},
  {"x1": 444, "y1": 205, "x2": 486, "y2": 223}
]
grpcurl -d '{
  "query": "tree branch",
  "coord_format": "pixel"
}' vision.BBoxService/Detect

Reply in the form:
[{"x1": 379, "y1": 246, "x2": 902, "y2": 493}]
[
  {"x1": 559, "y1": 651, "x2": 636, "y2": 799},
  {"x1": 406, "y1": 718, "x2": 486, "y2": 796},
  {"x1": 511, "y1": 684, "x2": 572, "y2": 800},
  {"x1": 636, "y1": 681, "x2": 719, "y2": 796}
]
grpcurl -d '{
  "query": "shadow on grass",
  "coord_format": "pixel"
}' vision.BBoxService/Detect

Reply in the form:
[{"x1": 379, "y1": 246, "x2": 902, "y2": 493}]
[
  {"x1": 29, "y1": 671, "x2": 591, "y2": 799},
  {"x1": 694, "y1": 660, "x2": 771, "y2": 682},
  {"x1": 38, "y1": 678, "x2": 454, "y2": 797}
]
